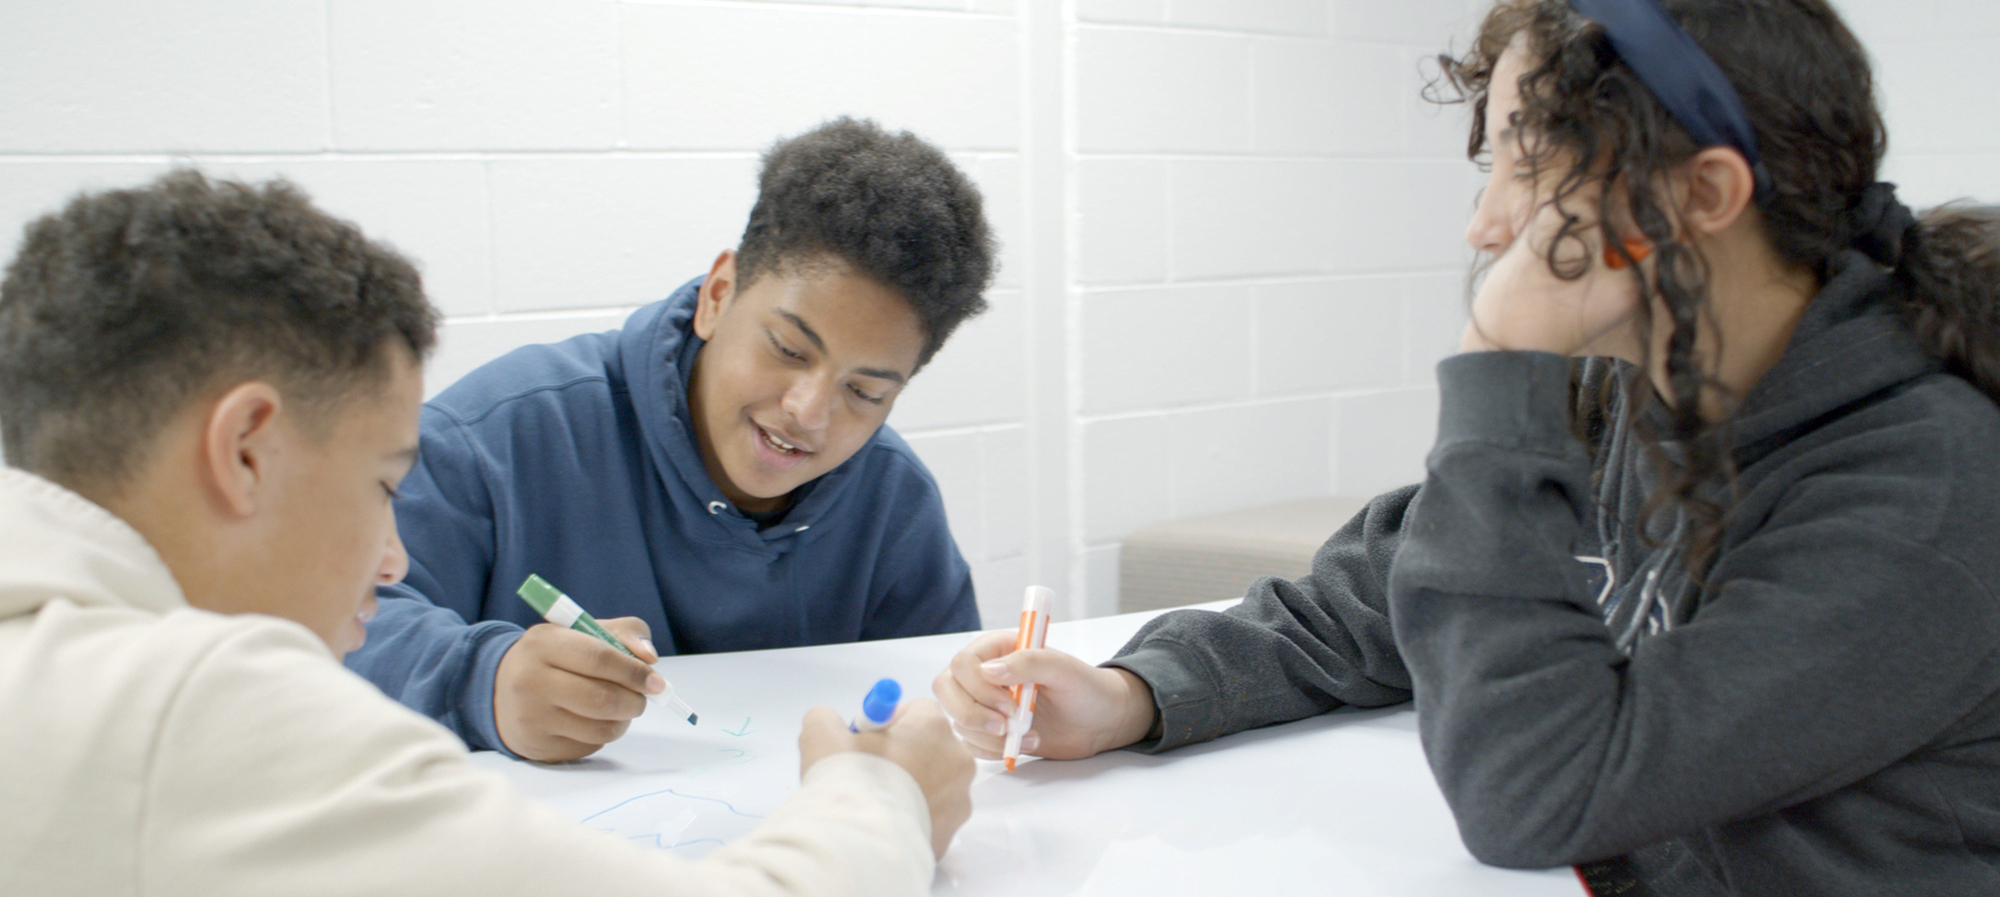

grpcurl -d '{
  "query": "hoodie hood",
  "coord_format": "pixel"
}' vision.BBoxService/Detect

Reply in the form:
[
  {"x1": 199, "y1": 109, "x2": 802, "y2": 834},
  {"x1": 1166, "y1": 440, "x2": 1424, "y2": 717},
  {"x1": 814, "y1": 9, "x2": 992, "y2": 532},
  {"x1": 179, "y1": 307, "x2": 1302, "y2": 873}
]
[
  {"x1": 617, "y1": 277, "x2": 872, "y2": 545},
  {"x1": 0, "y1": 467, "x2": 185, "y2": 622},
  {"x1": 1729, "y1": 249, "x2": 1939, "y2": 465},
  {"x1": 1583, "y1": 249, "x2": 1948, "y2": 645}
]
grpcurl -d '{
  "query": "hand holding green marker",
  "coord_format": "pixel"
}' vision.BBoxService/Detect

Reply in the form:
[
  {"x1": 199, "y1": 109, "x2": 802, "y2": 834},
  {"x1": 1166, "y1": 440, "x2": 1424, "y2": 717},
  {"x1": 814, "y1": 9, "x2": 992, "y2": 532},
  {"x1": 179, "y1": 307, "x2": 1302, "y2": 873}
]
[{"x1": 516, "y1": 574, "x2": 698, "y2": 726}]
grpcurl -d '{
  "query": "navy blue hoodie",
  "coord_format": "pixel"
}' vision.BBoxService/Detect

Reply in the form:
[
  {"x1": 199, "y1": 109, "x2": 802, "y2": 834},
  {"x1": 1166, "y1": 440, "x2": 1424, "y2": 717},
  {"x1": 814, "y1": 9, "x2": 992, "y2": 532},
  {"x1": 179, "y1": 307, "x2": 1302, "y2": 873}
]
[{"x1": 345, "y1": 278, "x2": 979, "y2": 753}]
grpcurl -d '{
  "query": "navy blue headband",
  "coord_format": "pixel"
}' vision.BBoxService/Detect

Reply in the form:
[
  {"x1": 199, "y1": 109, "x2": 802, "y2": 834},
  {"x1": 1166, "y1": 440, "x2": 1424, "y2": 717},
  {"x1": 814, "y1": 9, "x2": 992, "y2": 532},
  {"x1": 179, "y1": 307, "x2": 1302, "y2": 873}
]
[{"x1": 1567, "y1": 0, "x2": 1774, "y2": 203}]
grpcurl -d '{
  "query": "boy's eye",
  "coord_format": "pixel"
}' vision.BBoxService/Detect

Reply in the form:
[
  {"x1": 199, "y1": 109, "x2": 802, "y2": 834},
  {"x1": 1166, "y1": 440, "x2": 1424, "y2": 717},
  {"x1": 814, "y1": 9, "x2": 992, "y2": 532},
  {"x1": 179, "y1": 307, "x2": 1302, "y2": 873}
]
[
  {"x1": 767, "y1": 332, "x2": 804, "y2": 360},
  {"x1": 849, "y1": 383, "x2": 884, "y2": 405}
]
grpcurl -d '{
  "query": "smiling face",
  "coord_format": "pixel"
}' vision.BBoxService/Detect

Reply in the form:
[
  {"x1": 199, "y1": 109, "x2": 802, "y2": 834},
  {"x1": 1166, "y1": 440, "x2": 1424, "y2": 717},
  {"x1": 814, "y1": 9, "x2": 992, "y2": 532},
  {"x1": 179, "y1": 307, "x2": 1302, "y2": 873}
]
[{"x1": 687, "y1": 251, "x2": 925, "y2": 515}]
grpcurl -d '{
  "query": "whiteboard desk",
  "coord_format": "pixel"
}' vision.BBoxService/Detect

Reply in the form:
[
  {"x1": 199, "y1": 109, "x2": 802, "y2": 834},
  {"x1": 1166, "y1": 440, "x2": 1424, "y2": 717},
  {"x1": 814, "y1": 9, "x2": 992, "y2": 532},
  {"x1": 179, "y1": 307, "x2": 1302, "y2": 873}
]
[{"x1": 469, "y1": 601, "x2": 1580, "y2": 896}]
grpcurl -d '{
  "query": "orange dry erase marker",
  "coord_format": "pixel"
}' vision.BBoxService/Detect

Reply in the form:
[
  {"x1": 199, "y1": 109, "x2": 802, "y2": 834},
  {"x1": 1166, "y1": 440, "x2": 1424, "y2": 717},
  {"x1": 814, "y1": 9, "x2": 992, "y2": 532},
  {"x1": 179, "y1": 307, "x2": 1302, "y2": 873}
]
[
  {"x1": 1604, "y1": 237, "x2": 1652, "y2": 270},
  {"x1": 1002, "y1": 585, "x2": 1053, "y2": 772}
]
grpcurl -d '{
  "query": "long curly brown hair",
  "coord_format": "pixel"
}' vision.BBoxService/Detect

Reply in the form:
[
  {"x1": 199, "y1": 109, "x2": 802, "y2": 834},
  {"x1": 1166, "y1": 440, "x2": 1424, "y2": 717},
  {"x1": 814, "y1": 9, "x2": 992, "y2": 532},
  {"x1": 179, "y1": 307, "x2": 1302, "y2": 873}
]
[{"x1": 1438, "y1": 0, "x2": 2000, "y2": 575}]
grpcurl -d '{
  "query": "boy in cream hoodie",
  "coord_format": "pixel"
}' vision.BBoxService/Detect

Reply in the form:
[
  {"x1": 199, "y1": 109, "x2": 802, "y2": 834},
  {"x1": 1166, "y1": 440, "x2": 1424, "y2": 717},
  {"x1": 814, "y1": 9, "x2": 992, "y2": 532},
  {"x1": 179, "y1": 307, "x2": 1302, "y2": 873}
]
[{"x1": 0, "y1": 170, "x2": 972, "y2": 897}]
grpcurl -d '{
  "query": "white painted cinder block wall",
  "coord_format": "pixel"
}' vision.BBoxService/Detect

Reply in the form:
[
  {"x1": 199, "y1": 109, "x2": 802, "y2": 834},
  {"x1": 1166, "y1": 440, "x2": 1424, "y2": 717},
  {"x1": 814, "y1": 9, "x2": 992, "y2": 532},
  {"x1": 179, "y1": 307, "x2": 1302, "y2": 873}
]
[{"x1": 0, "y1": 1, "x2": 1992, "y2": 627}]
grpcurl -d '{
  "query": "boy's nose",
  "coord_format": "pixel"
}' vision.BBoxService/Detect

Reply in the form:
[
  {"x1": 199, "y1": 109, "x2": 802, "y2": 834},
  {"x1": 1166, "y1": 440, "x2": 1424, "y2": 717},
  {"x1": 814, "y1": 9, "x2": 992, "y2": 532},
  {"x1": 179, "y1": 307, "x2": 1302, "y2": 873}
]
[
  {"x1": 783, "y1": 374, "x2": 834, "y2": 432},
  {"x1": 378, "y1": 516, "x2": 410, "y2": 585}
]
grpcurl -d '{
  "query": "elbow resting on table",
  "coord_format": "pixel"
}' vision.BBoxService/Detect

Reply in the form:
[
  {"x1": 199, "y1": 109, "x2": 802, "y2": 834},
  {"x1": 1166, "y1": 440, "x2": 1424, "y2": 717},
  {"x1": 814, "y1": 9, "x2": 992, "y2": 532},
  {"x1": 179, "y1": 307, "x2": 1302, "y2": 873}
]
[
  {"x1": 1446, "y1": 787, "x2": 1633, "y2": 871},
  {"x1": 1458, "y1": 825, "x2": 1594, "y2": 871}
]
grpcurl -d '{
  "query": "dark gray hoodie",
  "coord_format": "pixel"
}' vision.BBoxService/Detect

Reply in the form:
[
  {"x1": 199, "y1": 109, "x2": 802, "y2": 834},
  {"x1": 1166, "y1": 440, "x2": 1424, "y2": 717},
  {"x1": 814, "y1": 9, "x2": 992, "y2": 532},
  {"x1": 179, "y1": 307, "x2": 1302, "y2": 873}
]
[{"x1": 1109, "y1": 250, "x2": 2000, "y2": 895}]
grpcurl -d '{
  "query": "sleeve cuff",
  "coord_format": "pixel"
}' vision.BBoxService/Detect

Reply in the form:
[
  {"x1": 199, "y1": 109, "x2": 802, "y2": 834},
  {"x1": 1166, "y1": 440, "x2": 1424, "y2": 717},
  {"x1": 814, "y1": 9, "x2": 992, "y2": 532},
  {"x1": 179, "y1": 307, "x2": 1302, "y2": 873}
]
[
  {"x1": 459, "y1": 623, "x2": 526, "y2": 756},
  {"x1": 1104, "y1": 643, "x2": 1219, "y2": 753},
  {"x1": 1434, "y1": 350, "x2": 1576, "y2": 452},
  {"x1": 804, "y1": 751, "x2": 931, "y2": 838}
]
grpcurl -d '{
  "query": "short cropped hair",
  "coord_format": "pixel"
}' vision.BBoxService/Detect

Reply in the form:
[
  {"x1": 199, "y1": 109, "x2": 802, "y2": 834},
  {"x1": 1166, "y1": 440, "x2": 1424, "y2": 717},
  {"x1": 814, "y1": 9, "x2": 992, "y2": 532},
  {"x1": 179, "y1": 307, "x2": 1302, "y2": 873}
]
[
  {"x1": 736, "y1": 117, "x2": 996, "y2": 369},
  {"x1": 0, "y1": 170, "x2": 439, "y2": 492}
]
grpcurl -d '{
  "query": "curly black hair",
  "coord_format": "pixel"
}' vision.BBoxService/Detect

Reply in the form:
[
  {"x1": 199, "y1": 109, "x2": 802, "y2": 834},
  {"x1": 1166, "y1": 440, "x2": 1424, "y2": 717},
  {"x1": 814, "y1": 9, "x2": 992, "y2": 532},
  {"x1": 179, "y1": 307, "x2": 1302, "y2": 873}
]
[
  {"x1": 0, "y1": 169, "x2": 440, "y2": 493},
  {"x1": 735, "y1": 117, "x2": 995, "y2": 369}
]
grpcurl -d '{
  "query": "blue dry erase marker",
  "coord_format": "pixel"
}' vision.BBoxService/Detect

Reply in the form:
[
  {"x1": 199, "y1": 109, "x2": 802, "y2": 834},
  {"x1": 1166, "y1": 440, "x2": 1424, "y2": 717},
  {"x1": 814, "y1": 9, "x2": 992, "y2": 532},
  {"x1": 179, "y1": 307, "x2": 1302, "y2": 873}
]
[
  {"x1": 516, "y1": 573, "x2": 698, "y2": 726},
  {"x1": 851, "y1": 678, "x2": 902, "y2": 733}
]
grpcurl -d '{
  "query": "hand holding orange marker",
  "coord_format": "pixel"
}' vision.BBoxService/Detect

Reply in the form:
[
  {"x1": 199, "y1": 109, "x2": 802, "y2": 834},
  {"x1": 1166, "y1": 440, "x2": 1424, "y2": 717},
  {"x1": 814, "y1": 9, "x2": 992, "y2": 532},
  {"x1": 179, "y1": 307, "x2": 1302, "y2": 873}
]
[
  {"x1": 1002, "y1": 585, "x2": 1054, "y2": 772},
  {"x1": 1604, "y1": 236, "x2": 1652, "y2": 270}
]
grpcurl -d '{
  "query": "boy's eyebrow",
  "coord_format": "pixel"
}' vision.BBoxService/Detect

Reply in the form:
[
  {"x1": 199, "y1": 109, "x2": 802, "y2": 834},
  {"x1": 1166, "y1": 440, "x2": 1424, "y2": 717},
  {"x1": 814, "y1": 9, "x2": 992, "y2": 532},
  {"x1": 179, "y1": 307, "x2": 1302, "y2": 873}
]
[
  {"x1": 775, "y1": 310, "x2": 826, "y2": 353},
  {"x1": 854, "y1": 366, "x2": 907, "y2": 385},
  {"x1": 776, "y1": 309, "x2": 909, "y2": 385}
]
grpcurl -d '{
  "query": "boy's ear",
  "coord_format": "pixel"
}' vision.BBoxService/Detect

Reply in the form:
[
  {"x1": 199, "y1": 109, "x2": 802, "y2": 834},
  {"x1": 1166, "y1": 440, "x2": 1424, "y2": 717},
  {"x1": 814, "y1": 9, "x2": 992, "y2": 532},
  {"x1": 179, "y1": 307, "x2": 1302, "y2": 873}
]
[
  {"x1": 693, "y1": 250, "x2": 739, "y2": 341},
  {"x1": 1679, "y1": 146, "x2": 1758, "y2": 238},
  {"x1": 200, "y1": 382, "x2": 284, "y2": 519}
]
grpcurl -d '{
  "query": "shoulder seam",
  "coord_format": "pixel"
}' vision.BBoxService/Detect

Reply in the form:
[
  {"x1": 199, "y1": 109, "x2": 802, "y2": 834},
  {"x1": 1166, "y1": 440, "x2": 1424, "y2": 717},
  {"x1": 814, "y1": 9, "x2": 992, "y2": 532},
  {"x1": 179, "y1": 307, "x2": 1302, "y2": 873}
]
[{"x1": 445, "y1": 374, "x2": 621, "y2": 429}]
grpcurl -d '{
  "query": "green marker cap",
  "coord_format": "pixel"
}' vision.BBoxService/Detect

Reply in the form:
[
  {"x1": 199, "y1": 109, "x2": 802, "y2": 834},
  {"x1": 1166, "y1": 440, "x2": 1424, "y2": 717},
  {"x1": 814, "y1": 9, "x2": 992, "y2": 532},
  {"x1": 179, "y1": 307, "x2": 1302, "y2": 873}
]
[{"x1": 517, "y1": 573, "x2": 564, "y2": 616}]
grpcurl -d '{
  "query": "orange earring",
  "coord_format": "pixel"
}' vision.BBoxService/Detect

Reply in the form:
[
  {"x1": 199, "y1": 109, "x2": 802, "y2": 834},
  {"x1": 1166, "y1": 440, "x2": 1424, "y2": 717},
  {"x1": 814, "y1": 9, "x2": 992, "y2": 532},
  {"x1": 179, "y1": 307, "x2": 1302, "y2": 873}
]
[{"x1": 1604, "y1": 237, "x2": 1652, "y2": 270}]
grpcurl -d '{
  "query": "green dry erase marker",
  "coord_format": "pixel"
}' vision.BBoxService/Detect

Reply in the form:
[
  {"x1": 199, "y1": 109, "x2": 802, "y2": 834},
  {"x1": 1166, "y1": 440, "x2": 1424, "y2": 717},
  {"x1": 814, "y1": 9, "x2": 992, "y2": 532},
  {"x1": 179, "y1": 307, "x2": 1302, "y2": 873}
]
[{"x1": 516, "y1": 573, "x2": 698, "y2": 726}]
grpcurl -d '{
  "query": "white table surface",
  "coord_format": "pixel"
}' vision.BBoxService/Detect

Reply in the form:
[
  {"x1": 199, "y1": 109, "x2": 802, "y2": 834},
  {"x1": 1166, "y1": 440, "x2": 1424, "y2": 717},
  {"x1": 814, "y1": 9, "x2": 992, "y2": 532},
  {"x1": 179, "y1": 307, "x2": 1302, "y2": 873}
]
[{"x1": 469, "y1": 601, "x2": 1581, "y2": 896}]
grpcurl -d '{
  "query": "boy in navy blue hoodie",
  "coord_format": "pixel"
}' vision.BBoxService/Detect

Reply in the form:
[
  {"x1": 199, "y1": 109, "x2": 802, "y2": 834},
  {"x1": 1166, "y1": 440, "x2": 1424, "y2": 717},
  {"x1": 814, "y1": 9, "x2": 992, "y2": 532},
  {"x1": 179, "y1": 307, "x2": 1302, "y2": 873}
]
[{"x1": 346, "y1": 118, "x2": 995, "y2": 762}]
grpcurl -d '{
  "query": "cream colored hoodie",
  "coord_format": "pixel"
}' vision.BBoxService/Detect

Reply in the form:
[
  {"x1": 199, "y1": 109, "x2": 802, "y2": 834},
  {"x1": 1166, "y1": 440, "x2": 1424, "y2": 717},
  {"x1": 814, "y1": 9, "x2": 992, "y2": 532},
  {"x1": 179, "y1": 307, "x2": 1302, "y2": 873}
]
[{"x1": 0, "y1": 468, "x2": 935, "y2": 897}]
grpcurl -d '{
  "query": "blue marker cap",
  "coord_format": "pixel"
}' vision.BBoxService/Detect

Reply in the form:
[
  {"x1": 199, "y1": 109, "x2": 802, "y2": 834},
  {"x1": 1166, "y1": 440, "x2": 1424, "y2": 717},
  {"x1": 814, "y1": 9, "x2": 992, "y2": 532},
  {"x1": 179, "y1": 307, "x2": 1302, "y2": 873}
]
[{"x1": 858, "y1": 678, "x2": 902, "y2": 729}]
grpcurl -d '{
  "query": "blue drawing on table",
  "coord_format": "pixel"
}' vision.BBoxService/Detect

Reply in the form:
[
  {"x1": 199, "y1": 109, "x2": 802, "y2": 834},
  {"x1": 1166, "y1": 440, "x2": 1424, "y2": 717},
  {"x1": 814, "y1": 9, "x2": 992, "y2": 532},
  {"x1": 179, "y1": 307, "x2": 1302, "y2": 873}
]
[
  {"x1": 568, "y1": 744, "x2": 780, "y2": 857},
  {"x1": 581, "y1": 785, "x2": 767, "y2": 855}
]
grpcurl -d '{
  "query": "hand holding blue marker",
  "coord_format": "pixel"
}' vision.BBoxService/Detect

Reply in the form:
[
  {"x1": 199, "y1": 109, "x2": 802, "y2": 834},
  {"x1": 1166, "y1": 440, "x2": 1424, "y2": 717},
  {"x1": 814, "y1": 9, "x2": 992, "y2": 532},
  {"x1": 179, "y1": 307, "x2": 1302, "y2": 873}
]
[
  {"x1": 516, "y1": 574, "x2": 698, "y2": 726},
  {"x1": 851, "y1": 678, "x2": 902, "y2": 732}
]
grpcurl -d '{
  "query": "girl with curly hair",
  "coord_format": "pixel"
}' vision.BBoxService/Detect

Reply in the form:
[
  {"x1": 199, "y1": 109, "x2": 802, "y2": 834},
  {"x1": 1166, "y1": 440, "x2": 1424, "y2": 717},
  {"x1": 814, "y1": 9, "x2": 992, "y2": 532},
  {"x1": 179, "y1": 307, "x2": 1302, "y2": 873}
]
[{"x1": 940, "y1": 2, "x2": 2000, "y2": 892}]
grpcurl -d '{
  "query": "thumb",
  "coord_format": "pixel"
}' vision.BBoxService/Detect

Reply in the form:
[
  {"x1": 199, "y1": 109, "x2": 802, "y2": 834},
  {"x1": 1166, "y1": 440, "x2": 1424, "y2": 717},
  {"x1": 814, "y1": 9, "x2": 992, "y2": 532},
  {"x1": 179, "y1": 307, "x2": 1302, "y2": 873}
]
[
  {"x1": 797, "y1": 706, "x2": 852, "y2": 775},
  {"x1": 800, "y1": 705, "x2": 847, "y2": 742}
]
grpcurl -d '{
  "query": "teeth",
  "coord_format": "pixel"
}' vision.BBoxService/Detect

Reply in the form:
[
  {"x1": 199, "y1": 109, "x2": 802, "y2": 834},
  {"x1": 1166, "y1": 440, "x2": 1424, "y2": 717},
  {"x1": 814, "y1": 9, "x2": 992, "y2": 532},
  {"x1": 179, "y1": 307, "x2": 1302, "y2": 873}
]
[{"x1": 762, "y1": 427, "x2": 799, "y2": 454}]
